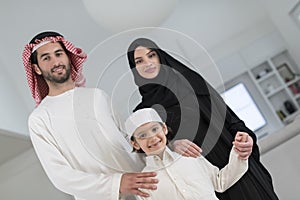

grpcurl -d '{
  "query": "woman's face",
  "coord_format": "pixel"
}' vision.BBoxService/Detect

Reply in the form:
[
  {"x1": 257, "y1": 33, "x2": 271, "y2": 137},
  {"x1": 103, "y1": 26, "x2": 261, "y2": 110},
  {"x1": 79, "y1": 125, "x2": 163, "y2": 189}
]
[{"x1": 133, "y1": 46, "x2": 161, "y2": 79}]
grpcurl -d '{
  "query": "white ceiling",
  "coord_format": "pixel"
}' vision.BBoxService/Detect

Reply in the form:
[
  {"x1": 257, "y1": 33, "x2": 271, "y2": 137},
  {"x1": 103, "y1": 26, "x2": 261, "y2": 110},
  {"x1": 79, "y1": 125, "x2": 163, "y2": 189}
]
[{"x1": 0, "y1": 0, "x2": 273, "y2": 165}]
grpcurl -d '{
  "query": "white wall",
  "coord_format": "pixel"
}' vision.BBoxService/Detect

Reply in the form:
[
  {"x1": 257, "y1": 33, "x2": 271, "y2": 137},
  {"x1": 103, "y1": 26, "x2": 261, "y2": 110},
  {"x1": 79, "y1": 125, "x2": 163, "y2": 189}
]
[
  {"x1": 215, "y1": 31, "x2": 286, "y2": 86},
  {"x1": 258, "y1": 0, "x2": 300, "y2": 67},
  {"x1": 163, "y1": 0, "x2": 271, "y2": 49},
  {"x1": 161, "y1": 0, "x2": 277, "y2": 87},
  {"x1": 0, "y1": 60, "x2": 30, "y2": 136}
]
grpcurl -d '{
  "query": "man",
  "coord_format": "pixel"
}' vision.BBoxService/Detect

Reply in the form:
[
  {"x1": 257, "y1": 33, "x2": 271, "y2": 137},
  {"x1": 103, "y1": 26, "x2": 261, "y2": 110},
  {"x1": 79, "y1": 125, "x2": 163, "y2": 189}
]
[{"x1": 22, "y1": 31, "x2": 158, "y2": 200}]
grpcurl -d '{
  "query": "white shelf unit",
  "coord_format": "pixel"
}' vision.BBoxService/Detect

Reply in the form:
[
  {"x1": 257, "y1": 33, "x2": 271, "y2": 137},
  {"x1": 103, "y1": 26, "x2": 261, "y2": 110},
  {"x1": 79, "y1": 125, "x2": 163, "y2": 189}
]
[{"x1": 248, "y1": 49, "x2": 300, "y2": 124}]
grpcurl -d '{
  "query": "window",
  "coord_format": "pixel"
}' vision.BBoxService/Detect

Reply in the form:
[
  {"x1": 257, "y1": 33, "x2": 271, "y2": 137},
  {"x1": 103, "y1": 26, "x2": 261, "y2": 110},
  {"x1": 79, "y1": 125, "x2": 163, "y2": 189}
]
[{"x1": 221, "y1": 83, "x2": 267, "y2": 131}]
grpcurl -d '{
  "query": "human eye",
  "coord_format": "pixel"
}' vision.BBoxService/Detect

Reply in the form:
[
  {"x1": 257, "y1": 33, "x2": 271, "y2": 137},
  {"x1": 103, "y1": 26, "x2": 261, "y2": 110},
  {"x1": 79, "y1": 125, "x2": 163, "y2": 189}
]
[
  {"x1": 152, "y1": 125, "x2": 161, "y2": 133},
  {"x1": 56, "y1": 51, "x2": 64, "y2": 57},
  {"x1": 149, "y1": 51, "x2": 157, "y2": 58},
  {"x1": 41, "y1": 56, "x2": 50, "y2": 61},
  {"x1": 135, "y1": 59, "x2": 142, "y2": 65},
  {"x1": 137, "y1": 132, "x2": 147, "y2": 139}
]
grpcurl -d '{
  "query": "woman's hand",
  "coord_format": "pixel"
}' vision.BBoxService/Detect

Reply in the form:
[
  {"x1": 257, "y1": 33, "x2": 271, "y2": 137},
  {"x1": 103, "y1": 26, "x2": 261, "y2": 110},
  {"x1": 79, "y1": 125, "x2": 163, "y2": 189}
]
[
  {"x1": 233, "y1": 132, "x2": 253, "y2": 160},
  {"x1": 171, "y1": 139, "x2": 202, "y2": 158}
]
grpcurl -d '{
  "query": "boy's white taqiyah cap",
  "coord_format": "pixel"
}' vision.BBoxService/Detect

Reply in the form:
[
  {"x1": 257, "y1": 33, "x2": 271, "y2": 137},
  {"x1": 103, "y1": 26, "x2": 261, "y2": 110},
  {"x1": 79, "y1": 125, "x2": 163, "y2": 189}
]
[{"x1": 125, "y1": 108, "x2": 163, "y2": 138}]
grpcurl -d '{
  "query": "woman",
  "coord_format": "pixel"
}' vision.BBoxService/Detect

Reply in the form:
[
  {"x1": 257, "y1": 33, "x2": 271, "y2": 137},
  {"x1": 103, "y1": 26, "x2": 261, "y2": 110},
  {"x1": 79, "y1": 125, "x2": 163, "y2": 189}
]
[{"x1": 126, "y1": 38, "x2": 279, "y2": 200}]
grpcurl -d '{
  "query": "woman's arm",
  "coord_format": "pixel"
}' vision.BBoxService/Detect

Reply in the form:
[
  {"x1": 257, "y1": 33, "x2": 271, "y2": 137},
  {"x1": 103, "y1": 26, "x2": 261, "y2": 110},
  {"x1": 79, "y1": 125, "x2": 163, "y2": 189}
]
[
  {"x1": 224, "y1": 105, "x2": 259, "y2": 161},
  {"x1": 170, "y1": 139, "x2": 202, "y2": 158}
]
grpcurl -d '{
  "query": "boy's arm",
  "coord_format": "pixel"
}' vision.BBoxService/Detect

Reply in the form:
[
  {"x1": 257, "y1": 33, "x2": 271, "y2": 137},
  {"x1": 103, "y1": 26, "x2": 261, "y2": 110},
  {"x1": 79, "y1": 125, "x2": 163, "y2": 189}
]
[{"x1": 202, "y1": 147, "x2": 248, "y2": 193}]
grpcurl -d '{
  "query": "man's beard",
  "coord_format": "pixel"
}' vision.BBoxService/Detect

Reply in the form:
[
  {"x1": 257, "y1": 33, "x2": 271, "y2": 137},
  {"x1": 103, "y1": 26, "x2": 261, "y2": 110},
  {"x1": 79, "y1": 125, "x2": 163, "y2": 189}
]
[{"x1": 40, "y1": 64, "x2": 71, "y2": 84}]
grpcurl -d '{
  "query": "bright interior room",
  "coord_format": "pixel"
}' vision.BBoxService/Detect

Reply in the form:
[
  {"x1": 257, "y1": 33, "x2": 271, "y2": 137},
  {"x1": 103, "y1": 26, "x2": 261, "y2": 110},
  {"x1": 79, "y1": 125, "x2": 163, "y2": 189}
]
[{"x1": 0, "y1": 0, "x2": 300, "y2": 199}]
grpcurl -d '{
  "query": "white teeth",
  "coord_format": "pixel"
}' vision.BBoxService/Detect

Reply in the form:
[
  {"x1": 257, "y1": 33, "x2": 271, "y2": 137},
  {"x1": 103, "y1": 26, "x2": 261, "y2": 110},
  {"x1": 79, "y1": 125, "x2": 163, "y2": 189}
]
[
  {"x1": 148, "y1": 140, "x2": 161, "y2": 148},
  {"x1": 53, "y1": 66, "x2": 63, "y2": 72}
]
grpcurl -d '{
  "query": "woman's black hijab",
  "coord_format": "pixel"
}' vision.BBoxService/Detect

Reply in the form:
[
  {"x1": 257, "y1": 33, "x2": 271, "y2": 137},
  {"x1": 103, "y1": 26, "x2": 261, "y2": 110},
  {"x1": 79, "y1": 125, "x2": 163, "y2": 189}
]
[
  {"x1": 127, "y1": 38, "x2": 229, "y2": 147},
  {"x1": 127, "y1": 38, "x2": 210, "y2": 97}
]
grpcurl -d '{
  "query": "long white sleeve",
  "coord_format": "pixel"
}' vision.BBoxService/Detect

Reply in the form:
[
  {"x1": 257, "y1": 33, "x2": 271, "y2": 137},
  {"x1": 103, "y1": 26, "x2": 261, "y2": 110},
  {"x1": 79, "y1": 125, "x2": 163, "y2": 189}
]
[
  {"x1": 27, "y1": 88, "x2": 143, "y2": 200},
  {"x1": 138, "y1": 147, "x2": 248, "y2": 199},
  {"x1": 29, "y1": 116, "x2": 122, "y2": 200},
  {"x1": 202, "y1": 148, "x2": 248, "y2": 192}
]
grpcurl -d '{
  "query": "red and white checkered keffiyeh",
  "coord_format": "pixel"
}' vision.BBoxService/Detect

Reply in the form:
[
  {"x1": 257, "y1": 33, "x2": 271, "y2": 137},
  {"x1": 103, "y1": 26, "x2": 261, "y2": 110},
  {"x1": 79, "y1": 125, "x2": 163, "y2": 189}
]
[{"x1": 22, "y1": 36, "x2": 87, "y2": 105}]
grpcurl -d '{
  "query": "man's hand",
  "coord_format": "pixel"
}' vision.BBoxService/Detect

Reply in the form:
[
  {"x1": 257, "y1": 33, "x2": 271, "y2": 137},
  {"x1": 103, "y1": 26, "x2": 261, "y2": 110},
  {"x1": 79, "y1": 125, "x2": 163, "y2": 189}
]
[
  {"x1": 120, "y1": 172, "x2": 158, "y2": 197},
  {"x1": 233, "y1": 132, "x2": 253, "y2": 160},
  {"x1": 172, "y1": 139, "x2": 202, "y2": 158}
]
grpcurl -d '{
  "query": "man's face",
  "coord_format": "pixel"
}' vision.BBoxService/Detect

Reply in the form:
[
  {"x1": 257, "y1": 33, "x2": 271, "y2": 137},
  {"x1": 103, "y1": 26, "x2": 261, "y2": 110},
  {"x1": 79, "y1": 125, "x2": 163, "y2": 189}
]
[{"x1": 33, "y1": 42, "x2": 71, "y2": 84}]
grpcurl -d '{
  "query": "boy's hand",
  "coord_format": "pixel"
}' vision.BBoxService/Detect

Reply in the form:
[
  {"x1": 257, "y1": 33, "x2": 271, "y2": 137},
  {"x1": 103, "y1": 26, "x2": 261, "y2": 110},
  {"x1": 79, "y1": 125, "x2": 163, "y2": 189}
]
[
  {"x1": 233, "y1": 132, "x2": 253, "y2": 160},
  {"x1": 235, "y1": 132, "x2": 248, "y2": 143}
]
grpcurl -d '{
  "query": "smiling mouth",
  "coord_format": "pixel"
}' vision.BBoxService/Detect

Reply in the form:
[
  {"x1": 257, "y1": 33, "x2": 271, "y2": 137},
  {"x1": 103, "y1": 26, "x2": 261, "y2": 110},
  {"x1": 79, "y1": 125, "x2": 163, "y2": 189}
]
[
  {"x1": 148, "y1": 139, "x2": 162, "y2": 148},
  {"x1": 52, "y1": 65, "x2": 65, "y2": 73},
  {"x1": 145, "y1": 67, "x2": 156, "y2": 73}
]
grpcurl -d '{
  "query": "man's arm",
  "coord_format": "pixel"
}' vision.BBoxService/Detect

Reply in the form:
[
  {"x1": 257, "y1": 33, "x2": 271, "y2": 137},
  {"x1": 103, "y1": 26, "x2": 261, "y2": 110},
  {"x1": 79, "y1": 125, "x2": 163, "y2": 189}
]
[
  {"x1": 30, "y1": 118, "x2": 158, "y2": 200},
  {"x1": 93, "y1": 89, "x2": 159, "y2": 197},
  {"x1": 120, "y1": 172, "x2": 158, "y2": 198},
  {"x1": 29, "y1": 116, "x2": 123, "y2": 200}
]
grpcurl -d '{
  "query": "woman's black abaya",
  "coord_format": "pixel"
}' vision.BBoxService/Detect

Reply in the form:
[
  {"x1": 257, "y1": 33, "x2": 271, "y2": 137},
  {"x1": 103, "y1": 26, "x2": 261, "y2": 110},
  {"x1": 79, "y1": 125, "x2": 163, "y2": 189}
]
[{"x1": 127, "y1": 38, "x2": 279, "y2": 200}]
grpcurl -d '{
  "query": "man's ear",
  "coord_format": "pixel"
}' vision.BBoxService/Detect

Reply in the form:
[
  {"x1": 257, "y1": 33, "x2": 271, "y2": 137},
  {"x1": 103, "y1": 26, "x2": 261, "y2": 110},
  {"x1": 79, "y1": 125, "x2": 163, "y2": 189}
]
[
  {"x1": 32, "y1": 64, "x2": 42, "y2": 75},
  {"x1": 131, "y1": 140, "x2": 141, "y2": 150}
]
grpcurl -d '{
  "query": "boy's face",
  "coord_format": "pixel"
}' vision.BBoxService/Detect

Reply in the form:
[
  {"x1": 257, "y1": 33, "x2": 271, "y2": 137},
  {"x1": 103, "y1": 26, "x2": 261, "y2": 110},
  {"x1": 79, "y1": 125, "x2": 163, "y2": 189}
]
[{"x1": 132, "y1": 122, "x2": 167, "y2": 156}]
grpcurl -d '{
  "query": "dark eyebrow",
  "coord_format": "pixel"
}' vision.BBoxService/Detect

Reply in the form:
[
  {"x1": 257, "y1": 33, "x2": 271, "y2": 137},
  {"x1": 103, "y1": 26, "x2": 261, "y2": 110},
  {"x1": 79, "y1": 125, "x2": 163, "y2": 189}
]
[
  {"x1": 148, "y1": 123, "x2": 160, "y2": 130},
  {"x1": 55, "y1": 49, "x2": 64, "y2": 53},
  {"x1": 146, "y1": 50, "x2": 155, "y2": 56},
  {"x1": 134, "y1": 49, "x2": 155, "y2": 61},
  {"x1": 39, "y1": 52, "x2": 49, "y2": 59},
  {"x1": 151, "y1": 123, "x2": 160, "y2": 128},
  {"x1": 39, "y1": 49, "x2": 64, "y2": 59}
]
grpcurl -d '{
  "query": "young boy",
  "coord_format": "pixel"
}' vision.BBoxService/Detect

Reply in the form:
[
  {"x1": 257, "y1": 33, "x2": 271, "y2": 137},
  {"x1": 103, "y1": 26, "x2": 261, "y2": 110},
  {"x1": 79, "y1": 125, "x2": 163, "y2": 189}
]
[{"x1": 125, "y1": 108, "x2": 250, "y2": 200}]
